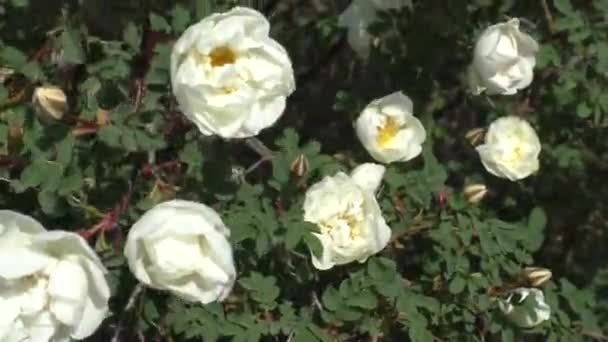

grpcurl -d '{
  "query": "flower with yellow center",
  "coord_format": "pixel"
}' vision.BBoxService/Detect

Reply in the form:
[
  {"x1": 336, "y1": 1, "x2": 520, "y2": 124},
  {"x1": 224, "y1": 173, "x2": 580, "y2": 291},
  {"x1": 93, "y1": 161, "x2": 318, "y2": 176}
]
[
  {"x1": 476, "y1": 116, "x2": 541, "y2": 181},
  {"x1": 356, "y1": 91, "x2": 426, "y2": 164},
  {"x1": 171, "y1": 7, "x2": 295, "y2": 139},
  {"x1": 303, "y1": 163, "x2": 391, "y2": 270}
]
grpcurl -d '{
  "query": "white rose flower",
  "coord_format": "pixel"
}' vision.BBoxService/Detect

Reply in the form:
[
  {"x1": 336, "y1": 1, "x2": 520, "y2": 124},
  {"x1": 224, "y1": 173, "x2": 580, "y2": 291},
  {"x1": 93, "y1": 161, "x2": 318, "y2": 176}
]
[
  {"x1": 303, "y1": 163, "x2": 391, "y2": 270},
  {"x1": 476, "y1": 116, "x2": 541, "y2": 181},
  {"x1": 0, "y1": 210, "x2": 110, "y2": 342},
  {"x1": 498, "y1": 287, "x2": 551, "y2": 328},
  {"x1": 338, "y1": 0, "x2": 411, "y2": 58},
  {"x1": 468, "y1": 18, "x2": 539, "y2": 95},
  {"x1": 355, "y1": 91, "x2": 426, "y2": 163},
  {"x1": 170, "y1": 7, "x2": 295, "y2": 138},
  {"x1": 124, "y1": 200, "x2": 236, "y2": 304}
]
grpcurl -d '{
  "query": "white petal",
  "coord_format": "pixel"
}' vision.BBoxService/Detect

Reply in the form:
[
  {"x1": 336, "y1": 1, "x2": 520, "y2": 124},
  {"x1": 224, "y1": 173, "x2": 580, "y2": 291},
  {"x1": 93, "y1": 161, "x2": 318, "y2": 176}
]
[
  {"x1": 68, "y1": 258, "x2": 109, "y2": 339},
  {"x1": 47, "y1": 260, "x2": 88, "y2": 327},
  {"x1": 31, "y1": 231, "x2": 106, "y2": 274},
  {"x1": 350, "y1": 163, "x2": 386, "y2": 193},
  {"x1": 22, "y1": 311, "x2": 58, "y2": 342},
  {"x1": 0, "y1": 248, "x2": 54, "y2": 280}
]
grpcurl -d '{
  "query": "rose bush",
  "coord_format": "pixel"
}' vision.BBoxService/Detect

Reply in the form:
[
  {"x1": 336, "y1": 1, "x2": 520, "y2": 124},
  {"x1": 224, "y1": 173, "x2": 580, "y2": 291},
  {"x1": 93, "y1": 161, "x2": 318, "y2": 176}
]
[{"x1": 0, "y1": 1, "x2": 606, "y2": 341}]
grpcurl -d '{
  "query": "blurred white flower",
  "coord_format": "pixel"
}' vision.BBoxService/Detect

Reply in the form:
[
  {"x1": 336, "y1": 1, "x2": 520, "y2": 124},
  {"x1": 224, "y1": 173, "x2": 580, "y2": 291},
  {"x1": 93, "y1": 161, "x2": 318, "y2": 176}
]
[
  {"x1": 0, "y1": 210, "x2": 110, "y2": 342},
  {"x1": 303, "y1": 163, "x2": 391, "y2": 270},
  {"x1": 170, "y1": 7, "x2": 295, "y2": 138},
  {"x1": 498, "y1": 287, "x2": 551, "y2": 328},
  {"x1": 124, "y1": 200, "x2": 236, "y2": 304},
  {"x1": 468, "y1": 18, "x2": 539, "y2": 95},
  {"x1": 355, "y1": 91, "x2": 426, "y2": 163},
  {"x1": 338, "y1": 0, "x2": 411, "y2": 58},
  {"x1": 476, "y1": 116, "x2": 541, "y2": 181}
]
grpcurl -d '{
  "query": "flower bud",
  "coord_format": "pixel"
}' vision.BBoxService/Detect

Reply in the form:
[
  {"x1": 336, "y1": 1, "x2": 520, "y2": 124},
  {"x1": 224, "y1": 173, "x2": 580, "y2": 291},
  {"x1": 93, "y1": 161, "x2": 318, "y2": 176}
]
[
  {"x1": 290, "y1": 153, "x2": 309, "y2": 177},
  {"x1": 465, "y1": 127, "x2": 485, "y2": 147},
  {"x1": 0, "y1": 67, "x2": 14, "y2": 83},
  {"x1": 32, "y1": 86, "x2": 68, "y2": 121},
  {"x1": 463, "y1": 183, "x2": 488, "y2": 204},
  {"x1": 522, "y1": 267, "x2": 552, "y2": 287}
]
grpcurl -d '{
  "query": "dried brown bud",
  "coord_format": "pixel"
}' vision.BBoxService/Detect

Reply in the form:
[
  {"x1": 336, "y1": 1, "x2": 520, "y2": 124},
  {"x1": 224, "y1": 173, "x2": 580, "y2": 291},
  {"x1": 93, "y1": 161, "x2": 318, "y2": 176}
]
[
  {"x1": 32, "y1": 86, "x2": 68, "y2": 121},
  {"x1": 463, "y1": 183, "x2": 488, "y2": 204},
  {"x1": 522, "y1": 267, "x2": 552, "y2": 287},
  {"x1": 290, "y1": 154, "x2": 309, "y2": 178},
  {"x1": 465, "y1": 127, "x2": 486, "y2": 147}
]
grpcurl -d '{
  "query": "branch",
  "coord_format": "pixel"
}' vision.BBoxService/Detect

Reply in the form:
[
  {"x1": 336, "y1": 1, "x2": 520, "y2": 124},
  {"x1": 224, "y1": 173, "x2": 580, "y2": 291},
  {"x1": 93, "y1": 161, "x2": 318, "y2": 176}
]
[{"x1": 541, "y1": 0, "x2": 555, "y2": 34}]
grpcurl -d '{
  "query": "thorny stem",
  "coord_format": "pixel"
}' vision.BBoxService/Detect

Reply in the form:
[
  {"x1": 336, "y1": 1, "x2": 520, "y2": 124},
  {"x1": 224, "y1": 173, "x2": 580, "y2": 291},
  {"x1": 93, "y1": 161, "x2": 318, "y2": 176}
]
[
  {"x1": 389, "y1": 221, "x2": 436, "y2": 244},
  {"x1": 245, "y1": 137, "x2": 274, "y2": 159},
  {"x1": 111, "y1": 283, "x2": 145, "y2": 342},
  {"x1": 78, "y1": 184, "x2": 133, "y2": 240},
  {"x1": 244, "y1": 137, "x2": 275, "y2": 174}
]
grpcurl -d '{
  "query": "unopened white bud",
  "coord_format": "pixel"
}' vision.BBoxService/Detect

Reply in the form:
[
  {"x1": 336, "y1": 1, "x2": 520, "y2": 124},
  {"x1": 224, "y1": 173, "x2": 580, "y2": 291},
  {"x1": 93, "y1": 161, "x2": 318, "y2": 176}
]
[
  {"x1": 464, "y1": 183, "x2": 488, "y2": 204},
  {"x1": 32, "y1": 86, "x2": 67, "y2": 121}
]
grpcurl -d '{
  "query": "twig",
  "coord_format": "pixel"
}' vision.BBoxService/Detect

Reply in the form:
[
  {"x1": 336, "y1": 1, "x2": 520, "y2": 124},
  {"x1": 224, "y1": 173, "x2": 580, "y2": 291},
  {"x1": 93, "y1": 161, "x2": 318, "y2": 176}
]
[
  {"x1": 245, "y1": 137, "x2": 275, "y2": 159},
  {"x1": 389, "y1": 222, "x2": 436, "y2": 244},
  {"x1": 541, "y1": 0, "x2": 555, "y2": 34},
  {"x1": 110, "y1": 283, "x2": 145, "y2": 342}
]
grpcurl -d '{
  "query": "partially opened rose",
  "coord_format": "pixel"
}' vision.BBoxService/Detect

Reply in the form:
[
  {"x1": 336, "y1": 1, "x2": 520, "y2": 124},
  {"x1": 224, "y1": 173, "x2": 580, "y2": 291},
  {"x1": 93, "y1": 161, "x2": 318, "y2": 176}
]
[
  {"x1": 498, "y1": 287, "x2": 551, "y2": 328},
  {"x1": 468, "y1": 18, "x2": 539, "y2": 95},
  {"x1": 355, "y1": 91, "x2": 426, "y2": 163},
  {"x1": 303, "y1": 163, "x2": 391, "y2": 270},
  {"x1": 0, "y1": 210, "x2": 110, "y2": 342},
  {"x1": 124, "y1": 200, "x2": 236, "y2": 304},
  {"x1": 476, "y1": 116, "x2": 541, "y2": 181},
  {"x1": 170, "y1": 7, "x2": 295, "y2": 138}
]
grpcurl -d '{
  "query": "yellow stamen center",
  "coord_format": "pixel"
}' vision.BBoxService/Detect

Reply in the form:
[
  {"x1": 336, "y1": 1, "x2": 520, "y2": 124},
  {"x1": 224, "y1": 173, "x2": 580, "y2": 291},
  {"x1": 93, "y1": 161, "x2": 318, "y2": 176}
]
[
  {"x1": 376, "y1": 116, "x2": 401, "y2": 147},
  {"x1": 209, "y1": 46, "x2": 236, "y2": 67},
  {"x1": 319, "y1": 213, "x2": 363, "y2": 240}
]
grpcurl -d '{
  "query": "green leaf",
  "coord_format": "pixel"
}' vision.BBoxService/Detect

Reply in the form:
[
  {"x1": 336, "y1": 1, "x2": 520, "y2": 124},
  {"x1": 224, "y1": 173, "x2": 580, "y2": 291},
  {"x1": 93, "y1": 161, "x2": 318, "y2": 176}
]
[
  {"x1": 448, "y1": 275, "x2": 466, "y2": 294},
  {"x1": 38, "y1": 190, "x2": 63, "y2": 215},
  {"x1": 528, "y1": 207, "x2": 547, "y2": 232},
  {"x1": 56, "y1": 135, "x2": 75, "y2": 166},
  {"x1": 171, "y1": 4, "x2": 191, "y2": 33},
  {"x1": 10, "y1": 0, "x2": 28, "y2": 7},
  {"x1": 97, "y1": 125, "x2": 123, "y2": 148},
  {"x1": 322, "y1": 287, "x2": 340, "y2": 311},
  {"x1": 0, "y1": 46, "x2": 27, "y2": 69},
  {"x1": 194, "y1": 0, "x2": 215, "y2": 20},
  {"x1": 349, "y1": 290, "x2": 377, "y2": 309},
  {"x1": 239, "y1": 272, "x2": 280, "y2": 308},
  {"x1": 553, "y1": 0, "x2": 574, "y2": 15},
  {"x1": 60, "y1": 29, "x2": 85, "y2": 64},
  {"x1": 292, "y1": 327, "x2": 320, "y2": 342},
  {"x1": 576, "y1": 102, "x2": 592, "y2": 118},
  {"x1": 150, "y1": 13, "x2": 171, "y2": 33},
  {"x1": 123, "y1": 22, "x2": 141, "y2": 52}
]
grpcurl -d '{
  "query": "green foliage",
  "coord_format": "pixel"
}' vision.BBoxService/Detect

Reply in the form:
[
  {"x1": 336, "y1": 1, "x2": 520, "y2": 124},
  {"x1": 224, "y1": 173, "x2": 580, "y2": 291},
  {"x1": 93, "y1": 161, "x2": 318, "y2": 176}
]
[{"x1": 0, "y1": 0, "x2": 606, "y2": 341}]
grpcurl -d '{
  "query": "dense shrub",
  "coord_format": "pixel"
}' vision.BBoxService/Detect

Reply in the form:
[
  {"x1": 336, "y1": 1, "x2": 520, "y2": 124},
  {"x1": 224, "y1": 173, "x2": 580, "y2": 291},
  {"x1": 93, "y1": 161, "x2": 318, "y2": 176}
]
[{"x1": 0, "y1": 0, "x2": 607, "y2": 341}]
